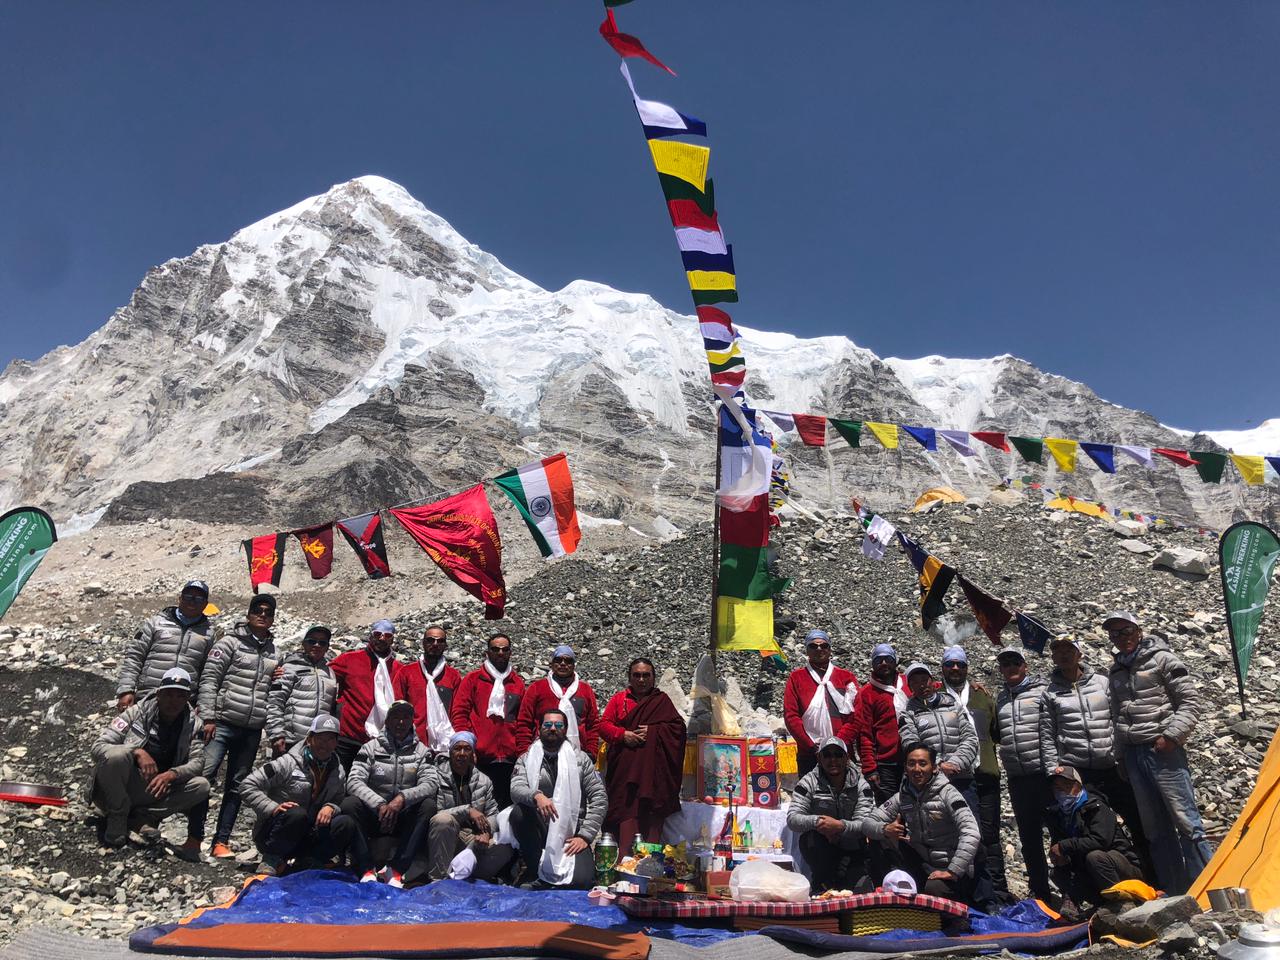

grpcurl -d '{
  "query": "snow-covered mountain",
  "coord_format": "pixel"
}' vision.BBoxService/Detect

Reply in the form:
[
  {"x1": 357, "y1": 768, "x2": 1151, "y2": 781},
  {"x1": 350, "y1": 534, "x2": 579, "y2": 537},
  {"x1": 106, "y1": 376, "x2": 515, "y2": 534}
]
[{"x1": 0, "y1": 176, "x2": 1270, "y2": 534}]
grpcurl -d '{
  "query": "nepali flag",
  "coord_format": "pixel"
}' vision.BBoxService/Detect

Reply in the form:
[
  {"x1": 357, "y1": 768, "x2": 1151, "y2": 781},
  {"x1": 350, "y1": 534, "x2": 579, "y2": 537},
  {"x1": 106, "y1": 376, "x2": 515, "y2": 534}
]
[
  {"x1": 243, "y1": 533, "x2": 286, "y2": 594},
  {"x1": 336, "y1": 511, "x2": 390, "y2": 580},
  {"x1": 493, "y1": 453, "x2": 582, "y2": 559},
  {"x1": 391, "y1": 485, "x2": 506, "y2": 619},
  {"x1": 292, "y1": 524, "x2": 335, "y2": 580}
]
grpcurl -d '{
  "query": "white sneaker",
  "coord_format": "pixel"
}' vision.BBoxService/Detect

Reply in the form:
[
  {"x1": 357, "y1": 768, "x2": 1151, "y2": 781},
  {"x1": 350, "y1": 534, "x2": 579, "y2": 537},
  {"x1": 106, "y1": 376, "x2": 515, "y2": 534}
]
[
  {"x1": 386, "y1": 870, "x2": 404, "y2": 889},
  {"x1": 359, "y1": 870, "x2": 378, "y2": 884}
]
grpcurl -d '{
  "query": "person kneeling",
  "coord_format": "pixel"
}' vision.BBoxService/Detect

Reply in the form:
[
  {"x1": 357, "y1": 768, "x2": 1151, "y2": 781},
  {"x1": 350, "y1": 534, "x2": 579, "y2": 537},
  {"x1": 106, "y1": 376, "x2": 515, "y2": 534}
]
[
  {"x1": 510, "y1": 709, "x2": 607, "y2": 889},
  {"x1": 1047, "y1": 765, "x2": 1144, "y2": 917},
  {"x1": 787, "y1": 736, "x2": 876, "y2": 893},
  {"x1": 417, "y1": 731, "x2": 514, "y2": 883},
  {"x1": 865, "y1": 743, "x2": 981, "y2": 906},
  {"x1": 342, "y1": 700, "x2": 436, "y2": 887},
  {"x1": 89, "y1": 667, "x2": 210, "y2": 860},
  {"x1": 240, "y1": 715, "x2": 355, "y2": 876}
]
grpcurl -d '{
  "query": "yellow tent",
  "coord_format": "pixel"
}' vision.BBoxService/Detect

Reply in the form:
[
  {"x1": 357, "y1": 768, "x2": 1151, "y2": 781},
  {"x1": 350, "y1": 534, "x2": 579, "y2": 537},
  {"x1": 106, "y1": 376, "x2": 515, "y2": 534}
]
[
  {"x1": 911, "y1": 487, "x2": 967, "y2": 512},
  {"x1": 1189, "y1": 728, "x2": 1280, "y2": 911},
  {"x1": 1045, "y1": 496, "x2": 1111, "y2": 520}
]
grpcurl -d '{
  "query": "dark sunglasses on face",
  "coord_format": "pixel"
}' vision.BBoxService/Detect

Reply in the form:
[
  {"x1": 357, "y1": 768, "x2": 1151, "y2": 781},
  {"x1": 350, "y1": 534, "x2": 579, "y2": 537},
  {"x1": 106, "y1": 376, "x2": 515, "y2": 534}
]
[
  {"x1": 552, "y1": 656, "x2": 575, "y2": 665},
  {"x1": 180, "y1": 593, "x2": 206, "y2": 603},
  {"x1": 489, "y1": 646, "x2": 510, "y2": 654},
  {"x1": 304, "y1": 637, "x2": 330, "y2": 647},
  {"x1": 1107, "y1": 626, "x2": 1138, "y2": 637},
  {"x1": 249, "y1": 608, "x2": 274, "y2": 618},
  {"x1": 808, "y1": 642, "x2": 831, "y2": 651},
  {"x1": 371, "y1": 631, "x2": 394, "y2": 640},
  {"x1": 541, "y1": 720, "x2": 567, "y2": 730}
]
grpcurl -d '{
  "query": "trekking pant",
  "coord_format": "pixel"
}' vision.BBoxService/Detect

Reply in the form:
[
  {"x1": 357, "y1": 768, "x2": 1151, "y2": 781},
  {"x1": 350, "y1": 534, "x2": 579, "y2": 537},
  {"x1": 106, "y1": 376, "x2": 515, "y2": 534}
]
[
  {"x1": 1007, "y1": 773, "x2": 1053, "y2": 900},
  {"x1": 1053, "y1": 849, "x2": 1143, "y2": 906},
  {"x1": 1078, "y1": 765, "x2": 1154, "y2": 878},
  {"x1": 974, "y1": 771, "x2": 1010, "y2": 900},
  {"x1": 509, "y1": 803, "x2": 596, "y2": 889},
  {"x1": 254, "y1": 806, "x2": 356, "y2": 864},
  {"x1": 1123, "y1": 744, "x2": 1213, "y2": 895},
  {"x1": 477, "y1": 761, "x2": 514, "y2": 810},
  {"x1": 339, "y1": 796, "x2": 424, "y2": 874},
  {"x1": 870, "y1": 762, "x2": 903, "y2": 804},
  {"x1": 425, "y1": 810, "x2": 514, "y2": 881},
  {"x1": 949, "y1": 777, "x2": 996, "y2": 911},
  {"x1": 203, "y1": 722, "x2": 262, "y2": 845},
  {"x1": 93, "y1": 746, "x2": 210, "y2": 838},
  {"x1": 898, "y1": 841, "x2": 976, "y2": 905},
  {"x1": 798, "y1": 831, "x2": 872, "y2": 893},
  {"x1": 336, "y1": 736, "x2": 365, "y2": 774}
]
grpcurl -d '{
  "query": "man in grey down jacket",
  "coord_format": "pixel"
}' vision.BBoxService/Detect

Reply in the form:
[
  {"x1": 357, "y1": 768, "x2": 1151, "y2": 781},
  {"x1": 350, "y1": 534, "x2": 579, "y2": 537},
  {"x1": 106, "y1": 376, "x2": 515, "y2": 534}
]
[
  {"x1": 116, "y1": 580, "x2": 216, "y2": 712},
  {"x1": 787, "y1": 736, "x2": 876, "y2": 893},
  {"x1": 418, "y1": 731, "x2": 513, "y2": 883},
  {"x1": 267, "y1": 626, "x2": 339, "y2": 755},
  {"x1": 995, "y1": 646, "x2": 1052, "y2": 901},
  {"x1": 510, "y1": 708, "x2": 607, "y2": 889},
  {"x1": 240, "y1": 715, "x2": 355, "y2": 876},
  {"x1": 1106, "y1": 611, "x2": 1212, "y2": 895},
  {"x1": 198, "y1": 594, "x2": 279, "y2": 858}
]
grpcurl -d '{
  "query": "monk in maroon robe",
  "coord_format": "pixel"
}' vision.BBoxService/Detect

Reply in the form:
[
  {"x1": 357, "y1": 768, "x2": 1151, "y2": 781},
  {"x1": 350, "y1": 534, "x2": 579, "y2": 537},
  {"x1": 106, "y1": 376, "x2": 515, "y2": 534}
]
[{"x1": 598, "y1": 657, "x2": 687, "y2": 844}]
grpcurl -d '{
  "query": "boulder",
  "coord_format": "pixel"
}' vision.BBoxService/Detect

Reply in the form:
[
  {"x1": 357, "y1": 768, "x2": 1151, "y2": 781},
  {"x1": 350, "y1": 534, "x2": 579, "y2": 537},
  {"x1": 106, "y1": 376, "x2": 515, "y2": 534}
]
[
  {"x1": 1115, "y1": 895, "x2": 1203, "y2": 941},
  {"x1": 1114, "y1": 519, "x2": 1151, "y2": 538},
  {"x1": 1153, "y1": 547, "x2": 1212, "y2": 578},
  {"x1": 1119, "y1": 540, "x2": 1157, "y2": 554},
  {"x1": 988, "y1": 488, "x2": 1024, "y2": 507},
  {"x1": 1157, "y1": 922, "x2": 1198, "y2": 954}
]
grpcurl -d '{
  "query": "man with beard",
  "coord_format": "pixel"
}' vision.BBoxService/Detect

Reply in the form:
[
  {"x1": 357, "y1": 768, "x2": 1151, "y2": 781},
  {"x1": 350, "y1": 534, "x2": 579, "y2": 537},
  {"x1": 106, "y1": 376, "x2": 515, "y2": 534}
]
[
  {"x1": 783, "y1": 629, "x2": 859, "y2": 777},
  {"x1": 419, "y1": 731, "x2": 512, "y2": 883},
  {"x1": 393, "y1": 625, "x2": 462, "y2": 751},
  {"x1": 510, "y1": 709, "x2": 608, "y2": 889},
  {"x1": 330, "y1": 620, "x2": 405, "y2": 771},
  {"x1": 451, "y1": 634, "x2": 525, "y2": 808},
  {"x1": 853, "y1": 644, "x2": 907, "y2": 803},
  {"x1": 267, "y1": 626, "x2": 338, "y2": 756},
  {"x1": 515, "y1": 645, "x2": 600, "y2": 759},
  {"x1": 598, "y1": 658, "x2": 687, "y2": 843},
  {"x1": 787, "y1": 737, "x2": 876, "y2": 892},
  {"x1": 995, "y1": 646, "x2": 1053, "y2": 902},
  {"x1": 116, "y1": 581, "x2": 216, "y2": 713}
]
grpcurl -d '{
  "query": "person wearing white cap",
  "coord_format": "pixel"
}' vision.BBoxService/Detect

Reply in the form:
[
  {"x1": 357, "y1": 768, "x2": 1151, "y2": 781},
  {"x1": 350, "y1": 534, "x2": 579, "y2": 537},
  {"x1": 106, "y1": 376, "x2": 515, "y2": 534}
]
[
  {"x1": 417, "y1": 731, "x2": 513, "y2": 883},
  {"x1": 994, "y1": 646, "x2": 1052, "y2": 901},
  {"x1": 330, "y1": 619, "x2": 406, "y2": 771},
  {"x1": 115, "y1": 580, "x2": 215, "y2": 712},
  {"x1": 239, "y1": 714, "x2": 357, "y2": 877},
  {"x1": 786, "y1": 736, "x2": 876, "y2": 892},
  {"x1": 1104, "y1": 610, "x2": 1211, "y2": 894},
  {"x1": 515, "y1": 645, "x2": 600, "y2": 759},
  {"x1": 450, "y1": 633, "x2": 527, "y2": 809},
  {"x1": 89, "y1": 667, "x2": 210, "y2": 859},
  {"x1": 783, "y1": 629, "x2": 860, "y2": 778},
  {"x1": 853, "y1": 643, "x2": 908, "y2": 803}
]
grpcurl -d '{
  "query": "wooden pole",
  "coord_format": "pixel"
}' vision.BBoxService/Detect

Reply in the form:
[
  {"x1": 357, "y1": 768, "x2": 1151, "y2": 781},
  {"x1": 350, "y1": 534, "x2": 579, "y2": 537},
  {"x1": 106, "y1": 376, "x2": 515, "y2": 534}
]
[{"x1": 709, "y1": 401, "x2": 723, "y2": 660}]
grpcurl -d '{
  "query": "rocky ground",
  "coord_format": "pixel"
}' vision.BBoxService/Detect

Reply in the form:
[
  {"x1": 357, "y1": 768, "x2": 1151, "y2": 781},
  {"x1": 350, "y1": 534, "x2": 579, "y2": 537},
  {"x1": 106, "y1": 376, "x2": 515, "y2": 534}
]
[{"x1": 0, "y1": 487, "x2": 1275, "y2": 954}]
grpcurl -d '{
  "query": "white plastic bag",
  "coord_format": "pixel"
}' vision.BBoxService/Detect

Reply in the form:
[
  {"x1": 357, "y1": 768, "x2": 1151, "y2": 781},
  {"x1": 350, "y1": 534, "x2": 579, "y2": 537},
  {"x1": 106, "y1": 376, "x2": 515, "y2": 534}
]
[{"x1": 728, "y1": 859, "x2": 811, "y2": 903}]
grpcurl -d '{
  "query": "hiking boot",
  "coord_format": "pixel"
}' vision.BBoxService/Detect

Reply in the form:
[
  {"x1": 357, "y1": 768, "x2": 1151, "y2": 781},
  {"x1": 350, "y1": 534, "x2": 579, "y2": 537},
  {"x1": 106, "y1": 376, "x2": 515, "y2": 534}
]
[
  {"x1": 255, "y1": 856, "x2": 282, "y2": 877},
  {"x1": 1056, "y1": 898, "x2": 1084, "y2": 923},
  {"x1": 174, "y1": 839, "x2": 203, "y2": 863},
  {"x1": 210, "y1": 842, "x2": 235, "y2": 859},
  {"x1": 137, "y1": 825, "x2": 162, "y2": 845},
  {"x1": 103, "y1": 813, "x2": 129, "y2": 848}
]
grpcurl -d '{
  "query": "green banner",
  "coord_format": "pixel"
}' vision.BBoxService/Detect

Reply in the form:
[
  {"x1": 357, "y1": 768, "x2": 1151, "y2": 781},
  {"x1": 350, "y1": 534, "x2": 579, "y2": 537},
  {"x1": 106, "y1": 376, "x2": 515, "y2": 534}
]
[
  {"x1": 1219, "y1": 521, "x2": 1280, "y2": 714},
  {"x1": 0, "y1": 507, "x2": 58, "y2": 621}
]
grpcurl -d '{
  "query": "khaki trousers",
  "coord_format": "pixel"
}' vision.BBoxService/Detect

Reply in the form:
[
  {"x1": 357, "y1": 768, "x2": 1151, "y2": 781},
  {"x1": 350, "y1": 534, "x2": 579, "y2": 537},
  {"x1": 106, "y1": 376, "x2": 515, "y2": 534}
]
[{"x1": 93, "y1": 745, "x2": 210, "y2": 831}]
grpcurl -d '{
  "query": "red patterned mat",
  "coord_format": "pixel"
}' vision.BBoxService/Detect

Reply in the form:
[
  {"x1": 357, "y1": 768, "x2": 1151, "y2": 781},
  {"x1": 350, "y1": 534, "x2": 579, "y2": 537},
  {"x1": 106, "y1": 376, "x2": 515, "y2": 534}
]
[{"x1": 616, "y1": 890, "x2": 968, "y2": 920}]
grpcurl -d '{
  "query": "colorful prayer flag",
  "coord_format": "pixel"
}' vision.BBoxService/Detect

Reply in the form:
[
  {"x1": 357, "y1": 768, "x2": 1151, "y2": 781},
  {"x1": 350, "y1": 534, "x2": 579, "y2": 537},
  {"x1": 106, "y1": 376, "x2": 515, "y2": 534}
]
[
  {"x1": 830, "y1": 418, "x2": 861, "y2": 448},
  {"x1": 599, "y1": 10, "x2": 677, "y2": 76},
  {"x1": 716, "y1": 494, "x2": 788, "y2": 653},
  {"x1": 761, "y1": 410, "x2": 795, "y2": 434},
  {"x1": 1044, "y1": 438, "x2": 1079, "y2": 473},
  {"x1": 1081, "y1": 443, "x2": 1117, "y2": 474},
  {"x1": 972, "y1": 431, "x2": 1011, "y2": 453},
  {"x1": 493, "y1": 453, "x2": 582, "y2": 559},
  {"x1": 675, "y1": 226, "x2": 727, "y2": 256},
  {"x1": 1117, "y1": 445, "x2": 1153, "y2": 468},
  {"x1": 1191, "y1": 451, "x2": 1228, "y2": 484},
  {"x1": 390, "y1": 486, "x2": 506, "y2": 619},
  {"x1": 336, "y1": 511, "x2": 391, "y2": 580},
  {"x1": 292, "y1": 524, "x2": 334, "y2": 580},
  {"x1": 649, "y1": 140, "x2": 709, "y2": 192},
  {"x1": 243, "y1": 533, "x2": 286, "y2": 594},
  {"x1": 719, "y1": 401, "x2": 773, "y2": 511},
  {"x1": 1009, "y1": 437, "x2": 1044, "y2": 465},
  {"x1": 697, "y1": 306, "x2": 736, "y2": 342},
  {"x1": 1154, "y1": 448, "x2": 1199, "y2": 468},
  {"x1": 898, "y1": 532, "x2": 956, "y2": 630},
  {"x1": 940, "y1": 430, "x2": 977, "y2": 457},
  {"x1": 1231, "y1": 454, "x2": 1267, "y2": 486},
  {"x1": 659, "y1": 175, "x2": 714, "y2": 215},
  {"x1": 667, "y1": 200, "x2": 719, "y2": 231},
  {"x1": 904, "y1": 425, "x2": 937, "y2": 451},
  {"x1": 1015, "y1": 611, "x2": 1053, "y2": 654},
  {"x1": 865, "y1": 422, "x2": 898, "y2": 449},
  {"x1": 687, "y1": 268, "x2": 736, "y2": 292},
  {"x1": 1267, "y1": 457, "x2": 1280, "y2": 479},
  {"x1": 958, "y1": 575, "x2": 1012, "y2": 644},
  {"x1": 619, "y1": 63, "x2": 705, "y2": 138},
  {"x1": 793, "y1": 414, "x2": 828, "y2": 447}
]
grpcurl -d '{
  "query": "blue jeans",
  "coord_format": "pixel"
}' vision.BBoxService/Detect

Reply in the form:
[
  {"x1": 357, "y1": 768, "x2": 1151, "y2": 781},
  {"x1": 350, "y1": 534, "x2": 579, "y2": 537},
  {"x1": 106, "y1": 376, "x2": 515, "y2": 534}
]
[
  {"x1": 1123, "y1": 743, "x2": 1212, "y2": 894},
  {"x1": 203, "y1": 723, "x2": 262, "y2": 845}
]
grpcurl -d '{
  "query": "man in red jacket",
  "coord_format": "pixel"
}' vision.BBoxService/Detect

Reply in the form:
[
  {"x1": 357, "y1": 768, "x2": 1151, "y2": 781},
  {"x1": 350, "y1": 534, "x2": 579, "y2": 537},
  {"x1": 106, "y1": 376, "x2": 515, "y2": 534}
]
[
  {"x1": 852, "y1": 643, "x2": 906, "y2": 803},
  {"x1": 450, "y1": 633, "x2": 525, "y2": 808},
  {"x1": 783, "y1": 629, "x2": 859, "y2": 777},
  {"x1": 330, "y1": 619, "x2": 405, "y2": 770},
  {"x1": 514, "y1": 645, "x2": 600, "y2": 759},
  {"x1": 392, "y1": 625, "x2": 462, "y2": 751}
]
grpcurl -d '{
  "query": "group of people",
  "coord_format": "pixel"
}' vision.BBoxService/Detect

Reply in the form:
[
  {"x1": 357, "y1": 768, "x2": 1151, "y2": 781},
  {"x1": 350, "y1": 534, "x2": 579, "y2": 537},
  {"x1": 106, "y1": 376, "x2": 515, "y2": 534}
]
[
  {"x1": 782, "y1": 613, "x2": 1212, "y2": 916},
  {"x1": 90, "y1": 579, "x2": 1213, "y2": 911},
  {"x1": 90, "y1": 582, "x2": 686, "y2": 888}
]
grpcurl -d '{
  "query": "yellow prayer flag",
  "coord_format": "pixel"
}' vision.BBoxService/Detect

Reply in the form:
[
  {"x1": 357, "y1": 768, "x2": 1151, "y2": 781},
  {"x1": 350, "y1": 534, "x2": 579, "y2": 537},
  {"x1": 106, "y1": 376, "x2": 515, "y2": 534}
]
[
  {"x1": 648, "y1": 140, "x2": 710, "y2": 192},
  {"x1": 1045, "y1": 437, "x2": 1079, "y2": 473},
  {"x1": 865, "y1": 422, "x2": 899, "y2": 449},
  {"x1": 714, "y1": 596, "x2": 782, "y2": 654},
  {"x1": 1231, "y1": 454, "x2": 1267, "y2": 486},
  {"x1": 687, "y1": 270, "x2": 736, "y2": 292},
  {"x1": 705, "y1": 343, "x2": 742, "y2": 366}
]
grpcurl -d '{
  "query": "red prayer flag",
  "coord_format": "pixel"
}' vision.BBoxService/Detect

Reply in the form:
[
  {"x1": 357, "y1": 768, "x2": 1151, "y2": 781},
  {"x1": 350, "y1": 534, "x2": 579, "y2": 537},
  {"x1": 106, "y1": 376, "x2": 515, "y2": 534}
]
[
  {"x1": 720, "y1": 494, "x2": 769, "y2": 548},
  {"x1": 243, "y1": 533, "x2": 286, "y2": 594},
  {"x1": 1154, "y1": 448, "x2": 1200, "y2": 468},
  {"x1": 599, "y1": 10, "x2": 677, "y2": 76},
  {"x1": 292, "y1": 524, "x2": 334, "y2": 580},
  {"x1": 793, "y1": 414, "x2": 828, "y2": 447},
  {"x1": 390, "y1": 485, "x2": 506, "y2": 619},
  {"x1": 958, "y1": 574, "x2": 1013, "y2": 644},
  {"x1": 971, "y1": 431, "x2": 1011, "y2": 453},
  {"x1": 667, "y1": 201, "x2": 720, "y2": 232}
]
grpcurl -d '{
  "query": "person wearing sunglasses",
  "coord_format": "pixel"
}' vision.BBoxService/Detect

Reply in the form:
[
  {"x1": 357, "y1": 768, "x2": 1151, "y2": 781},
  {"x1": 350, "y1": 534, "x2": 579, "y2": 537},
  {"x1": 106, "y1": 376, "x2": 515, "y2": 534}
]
[
  {"x1": 450, "y1": 634, "x2": 525, "y2": 809},
  {"x1": 115, "y1": 579, "x2": 215, "y2": 713},
  {"x1": 514, "y1": 645, "x2": 600, "y2": 759},
  {"x1": 509, "y1": 709, "x2": 607, "y2": 889},
  {"x1": 783, "y1": 628, "x2": 860, "y2": 778},
  {"x1": 267, "y1": 626, "x2": 338, "y2": 757},
  {"x1": 392, "y1": 626, "x2": 462, "y2": 750},
  {"x1": 1105, "y1": 610, "x2": 1211, "y2": 895},
  {"x1": 330, "y1": 620, "x2": 405, "y2": 772}
]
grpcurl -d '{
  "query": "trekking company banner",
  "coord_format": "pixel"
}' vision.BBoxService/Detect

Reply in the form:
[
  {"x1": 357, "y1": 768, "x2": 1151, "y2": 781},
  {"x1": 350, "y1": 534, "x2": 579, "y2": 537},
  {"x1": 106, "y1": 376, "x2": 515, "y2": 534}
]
[
  {"x1": 0, "y1": 507, "x2": 58, "y2": 621},
  {"x1": 1219, "y1": 521, "x2": 1280, "y2": 714}
]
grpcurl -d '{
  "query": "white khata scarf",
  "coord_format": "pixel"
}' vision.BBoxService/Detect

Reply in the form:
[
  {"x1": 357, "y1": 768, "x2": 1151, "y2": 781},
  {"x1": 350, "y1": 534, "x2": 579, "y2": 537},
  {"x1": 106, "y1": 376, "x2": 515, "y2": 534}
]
[
  {"x1": 547, "y1": 675, "x2": 582, "y2": 750},
  {"x1": 365, "y1": 654, "x2": 396, "y2": 738},
  {"x1": 484, "y1": 659, "x2": 513, "y2": 719},
  {"x1": 525, "y1": 740, "x2": 582, "y2": 886},
  {"x1": 802, "y1": 664, "x2": 855, "y2": 744},
  {"x1": 950, "y1": 680, "x2": 971, "y2": 709},
  {"x1": 869, "y1": 677, "x2": 910, "y2": 718},
  {"x1": 421, "y1": 657, "x2": 456, "y2": 749}
]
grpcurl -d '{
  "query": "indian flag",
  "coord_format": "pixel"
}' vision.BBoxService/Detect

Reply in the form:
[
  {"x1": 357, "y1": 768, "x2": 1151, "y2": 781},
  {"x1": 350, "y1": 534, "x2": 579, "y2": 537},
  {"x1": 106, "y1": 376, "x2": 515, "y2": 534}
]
[{"x1": 493, "y1": 454, "x2": 582, "y2": 559}]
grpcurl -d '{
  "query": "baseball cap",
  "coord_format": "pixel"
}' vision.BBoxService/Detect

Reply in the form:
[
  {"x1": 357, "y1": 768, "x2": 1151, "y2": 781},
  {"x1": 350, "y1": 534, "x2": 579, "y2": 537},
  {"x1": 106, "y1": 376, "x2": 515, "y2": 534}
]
[
  {"x1": 871, "y1": 643, "x2": 897, "y2": 662},
  {"x1": 248, "y1": 594, "x2": 276, "y2": 613},
  {"x1": 386, "y1": 699, "x2": 414, "y2": 717},
  {"x1": 309, "y1": 715, "x2": 340, "y2": 735},
  {"x1": 157, "y1": 667, "x2": 193, "y2": 694},
  {"x1": 817, "y1": 736, "x2": 848, "y2": 755},
  {"x1": 1050, "y1": 764, "x2": 1083, "y2": 785},
  {"x1": 996, "y1": 646, "x2": 1026, "y2": 664},
  {"x1": 371, "y1": 619, "x2": 396, "y2": 635},
  {"x1": 904, "y1": 662, "x2": 932, "y2": 678},
  {"x1": 1102, "y1": 611, "x2": 1139, "y2": 629},
  {"x1": 805, "y1": 629, "x2": 831, "y2": 647},
  {"x1": 552, "y1": 644, "x2": 575, "y2": 660},
  {"x1": 1050, "y1": 635, "x2": 1081, "y2": 651},
  {"x1": 182, "y1": 580, "x2": 209, "y2": 598},
  {"x1": 941, "y1": 645, "x2": 968, "y2": 665},
  {"x1": 881, "y1": 870, "x2": 918, "y2": 896},
  {"x1": 303, "y1": 625, "x2": 332, "y2": 643}
]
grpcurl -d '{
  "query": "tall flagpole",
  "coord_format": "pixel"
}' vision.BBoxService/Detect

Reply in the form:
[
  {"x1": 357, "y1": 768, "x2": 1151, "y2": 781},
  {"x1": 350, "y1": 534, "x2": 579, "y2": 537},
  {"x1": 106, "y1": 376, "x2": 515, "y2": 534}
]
[{"x1": 709, "y1": 400, "x2": 722, "y2": 661}]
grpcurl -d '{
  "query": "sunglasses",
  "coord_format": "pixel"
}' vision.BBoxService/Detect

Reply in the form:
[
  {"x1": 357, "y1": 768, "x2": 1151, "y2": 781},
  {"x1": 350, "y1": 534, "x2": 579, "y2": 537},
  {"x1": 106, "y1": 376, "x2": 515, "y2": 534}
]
[
  {"x1": 488, "y1": 646, "x2": 511, "y2": 654},
  {"x1": 180, "y1": 593, "x2": 207, "y2": 603},
  {"x1": 371, "y1": 631, "x2": 394, "y2": 640},
  {"x1": 1106, "y1": 625, "x2": 1138, "y2": 637},
  {"x1": 808, "y1": 643, "x2": 831, "y2": 651},
  {"x1": 552, "y1": 656, "x2": 575, "y2": 665},
  {"x1": 249, "y1": 608, "x2": 275, "y2": 618},
  {"x1": 304, "y1": 637, "x2": 330, "y2": 647},
  {"x1": 541, "y1": 720, "x2": 567, "y2": 730}
]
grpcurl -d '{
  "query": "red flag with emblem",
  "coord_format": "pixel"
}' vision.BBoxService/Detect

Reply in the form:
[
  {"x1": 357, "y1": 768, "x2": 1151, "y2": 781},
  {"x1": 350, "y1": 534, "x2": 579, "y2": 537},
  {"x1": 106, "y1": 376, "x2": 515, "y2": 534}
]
[
  {"x1": 243, "y1": 533, "x2": 286, "y2": 594},
  {"x1": 292, "y1": 524, "x2": 334, "y2": 580},
  {"x1": 336, "y1": 511, "x2": 391, "y2": 580}
]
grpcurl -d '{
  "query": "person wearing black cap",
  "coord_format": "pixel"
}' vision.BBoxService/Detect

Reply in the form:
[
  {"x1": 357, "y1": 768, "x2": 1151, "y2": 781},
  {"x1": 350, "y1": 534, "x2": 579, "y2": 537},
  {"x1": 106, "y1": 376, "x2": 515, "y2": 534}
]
[
  {"x1": 267, "y1": 626, "x2": 339, "y2": 756},
  {"x1": 89, "y1": 667, "x2": 210, "y2": 859},
  {"x1": 787, "y1": 737, "x2": 876, "y2": 892},
  {"x1": 1046, "y1": 765, "x2": 1144, "y2": 917},
  {"x1": 115, "y1": 580, "x2": 216, "y2": 712},
  {"x1": 197, "y1": 594, "x2": 279, "y2": 858}
]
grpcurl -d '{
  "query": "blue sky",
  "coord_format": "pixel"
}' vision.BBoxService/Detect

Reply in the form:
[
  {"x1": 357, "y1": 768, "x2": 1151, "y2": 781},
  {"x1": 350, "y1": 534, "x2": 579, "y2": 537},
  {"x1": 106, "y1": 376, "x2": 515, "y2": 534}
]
[{"x1": 2, "y1": 2, "x2": 1276, "y2": 431}]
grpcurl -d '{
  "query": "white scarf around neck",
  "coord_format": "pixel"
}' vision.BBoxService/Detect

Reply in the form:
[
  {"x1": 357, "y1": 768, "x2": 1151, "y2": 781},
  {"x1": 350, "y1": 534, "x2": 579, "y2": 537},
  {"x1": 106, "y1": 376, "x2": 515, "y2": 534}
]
[
  {"x1": 949, "y1": 680, "x2": 971, "y2": 709},
  {"x1": 802, "y1": 664, "x2": 855, "y2": 744},
  {"x1": 484, "y1": 659, "x2": 513, "y2": 719},
  {"x1": 420, "y1": 657, "x2": 456, "y2": 749},
  {"x1": 547, "y1": 675, "x2": 581, "y2": 750},
  {"x1": 365, "y1": 653, "x2": 396, "y2": 738},
  {"x1": 869, "y1": 677, "x2": 910, "y2": 718},
  {"x1": 525, "y1": 739, "x2": 582, "y2": 885}
]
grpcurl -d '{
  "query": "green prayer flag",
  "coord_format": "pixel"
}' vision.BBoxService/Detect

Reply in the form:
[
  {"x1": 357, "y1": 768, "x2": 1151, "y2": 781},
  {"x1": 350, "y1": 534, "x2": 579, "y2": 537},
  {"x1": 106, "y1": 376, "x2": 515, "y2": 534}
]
[
  {"x1": 659, "y1": 175, "x2": 715, "y2": 216},
  {"x1": 691, "y1": 288, "x2": 738, "y2": 307},
  {"x1": 1010, "y1": 436, "x2": 1044, "y2": 465},
  {"x1": 830, "y1": 418, "x2": 862, "y2": 448},
  {"x1": 1192, "y1": 451, "x2": 1228, "y2": 484},
  {"x1": 717, "y1": 544, "x2": 791, "y2": 600},
  {"x1": 1219, "y1": 521, "x2": 1280, "y2": 714}
]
